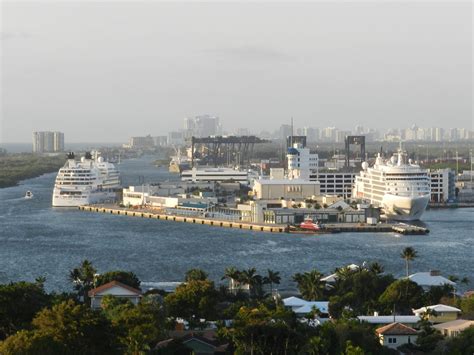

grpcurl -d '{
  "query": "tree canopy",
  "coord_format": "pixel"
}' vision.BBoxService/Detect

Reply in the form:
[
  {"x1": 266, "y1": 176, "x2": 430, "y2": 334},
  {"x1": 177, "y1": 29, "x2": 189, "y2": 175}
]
[
  {"x1": 0, "y1": 281, "x2": 51, "y2": 340},
  {"x1": 293, "y1": 270, "x2": 325, "y2": 301},
  {"x1": 1, "y1": 300, "x2": 117, "y2": 355},
  {"x1": 378, "y1": 279, "x2": 424, "y2": 314},
  {"x1": 165, "y1": 279, "x2": 218, "y2": 321}
]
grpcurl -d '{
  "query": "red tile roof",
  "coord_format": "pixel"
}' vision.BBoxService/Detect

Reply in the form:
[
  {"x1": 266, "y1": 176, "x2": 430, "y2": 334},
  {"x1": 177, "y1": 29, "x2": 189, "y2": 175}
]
[
  {"x1": 88, "y1": 280, "x2": 142, "y2": 297},
  {"x1": 376, "y1": 322, "x2": 418, "y2": 336}
]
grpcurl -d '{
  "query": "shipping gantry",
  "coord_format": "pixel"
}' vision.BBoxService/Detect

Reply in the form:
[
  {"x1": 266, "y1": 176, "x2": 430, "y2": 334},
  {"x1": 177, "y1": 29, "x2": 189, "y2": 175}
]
[{"x1": 190, "y1": 136, "x2": 270, "y2": 167}]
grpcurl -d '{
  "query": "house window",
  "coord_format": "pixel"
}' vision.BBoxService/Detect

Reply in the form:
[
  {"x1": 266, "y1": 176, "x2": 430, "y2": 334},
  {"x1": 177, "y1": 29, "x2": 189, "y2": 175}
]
[{"x1": 388, "y1": 337, "x2": 397, "y2": 344}]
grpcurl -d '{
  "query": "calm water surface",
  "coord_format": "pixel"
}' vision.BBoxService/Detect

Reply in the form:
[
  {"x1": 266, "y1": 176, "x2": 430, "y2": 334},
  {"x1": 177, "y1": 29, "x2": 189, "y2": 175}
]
[{"x1": 0, "y1": 156, "x2": 473, "y2": 292}]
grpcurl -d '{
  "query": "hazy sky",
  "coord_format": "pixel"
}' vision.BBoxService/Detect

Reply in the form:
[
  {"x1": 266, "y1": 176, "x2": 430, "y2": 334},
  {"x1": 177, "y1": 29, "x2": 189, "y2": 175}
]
[{"x1": 1, "y1": 1, "x2": 472, "y2": 143}]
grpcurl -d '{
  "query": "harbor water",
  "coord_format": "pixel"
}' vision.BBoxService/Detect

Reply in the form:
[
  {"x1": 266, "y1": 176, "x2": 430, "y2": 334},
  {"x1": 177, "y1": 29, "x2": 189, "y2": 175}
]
[{"x1": 0, "y1": 156, "x2": 473, "y2": 292}]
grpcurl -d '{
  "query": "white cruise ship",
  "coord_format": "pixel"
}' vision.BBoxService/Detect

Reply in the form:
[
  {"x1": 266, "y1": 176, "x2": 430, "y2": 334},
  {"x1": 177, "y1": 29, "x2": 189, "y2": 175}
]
[
  {"x1": 353, "y1": 149, "x2": 430, "y2": 221},
  {"x1": 52, "y1": 152, "x2": 121, "y2": 207}
]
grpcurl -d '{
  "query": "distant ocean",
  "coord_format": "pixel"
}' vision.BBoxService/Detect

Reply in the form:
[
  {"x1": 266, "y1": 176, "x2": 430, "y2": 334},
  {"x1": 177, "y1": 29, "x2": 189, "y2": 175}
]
[{"x1": 0, "y1": 143, "x2": 123, "y2": 153}]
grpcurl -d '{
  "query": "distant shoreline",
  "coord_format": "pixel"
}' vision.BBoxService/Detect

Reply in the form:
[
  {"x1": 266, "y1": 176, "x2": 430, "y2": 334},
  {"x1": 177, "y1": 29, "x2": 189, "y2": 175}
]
[{"x1": 0, "y1": 154, "x2": 65, "y2": 189}]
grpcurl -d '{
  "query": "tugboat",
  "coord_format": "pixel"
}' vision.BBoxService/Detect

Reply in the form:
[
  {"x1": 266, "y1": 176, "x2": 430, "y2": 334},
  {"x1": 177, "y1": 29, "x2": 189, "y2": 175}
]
[
  {"x1": 24, "y1": 191, "x2": 34, "y2": 199},
  {"x1": 299, "y1": 218, "x2": 320, "y2": 231}
]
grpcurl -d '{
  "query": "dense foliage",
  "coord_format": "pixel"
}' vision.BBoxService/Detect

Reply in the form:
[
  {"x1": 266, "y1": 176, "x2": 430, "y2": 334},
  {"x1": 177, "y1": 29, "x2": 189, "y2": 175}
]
[
  {"x1": 0, "y1": 280, "x2": 51, "y2": 340},
  {"x1": 0, "y1": 154, "x2": 65, "y2": 188},
  {"x1": 0, "y1": 254, "x2": 472, "y2": 354}
]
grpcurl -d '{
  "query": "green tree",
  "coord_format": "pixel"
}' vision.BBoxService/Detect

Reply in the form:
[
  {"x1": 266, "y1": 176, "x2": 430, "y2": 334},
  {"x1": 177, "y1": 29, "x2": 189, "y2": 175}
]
[
  {"x1": 0, "y1": 330, "x2": 65, "y2": 355},
  {"x1": 103, "y1": 296, "x2": 166, "y2": 354},
  {"x1": 96, "y1": 271, "x2": 141, "y2": 289},
  {"x1": 415, "y1": 317, "x2": 443, "y2": 352},
  {"x1": 219, "y1": 303, "x2": 313, "y2": 354},
  {"x1": 0, "y1": 281, "x2": 51, "y2": 339},
  {"x1": 329, "y1": 293, "x2": 356, "y2": 319},
  {"x1": 240, "y1": 268, "x2": 264, "y2": 299},
  {"x1": 460, "y1": 295, "x2": 474, "y2": 319},
  {"x1": 400, "y1": 247, "x2": 418, "y2": 277},
  {"x1": 368, "y1": 262, "x2": 384, "y2": 275},
  {"x1": 318, "y1": 319, "x2": 382, "y2": 354},
  {"x1": 424, "y1": 285, "x2": 454, "y2": 305},
  {"x1": 263, "y1": 269, "x2": 281, "y2": 294},
  {"x1": 184, "y1": 268, "x2": 208, "y2": 282},
  {"x1": 345, "y1": 340, "x2": 365, "y2": 355},
  {"x1": 378, "y1": 279, "x2": 424, "y2": 314},
  {"x1": 442, "y1": 326, "x2": 474, "y2": 354},
  {"x1": 330, "y1": 268, "x2": 394, "y2": 316},
  {"x1": 221, "y1": 266, "x2": 242, "y2": 289},
  {"x1": 165, "y1": 279, "x2": 218, "y2": 321},
  {"x1": 15, "y1": 300, "x2": 118, "y2": 354},
  {"x1": 69, "y1": 259, "x2": 97, "y2": 303},
  {"x1": 293, "y1": 270, "x2": 325, "y2": 301}
]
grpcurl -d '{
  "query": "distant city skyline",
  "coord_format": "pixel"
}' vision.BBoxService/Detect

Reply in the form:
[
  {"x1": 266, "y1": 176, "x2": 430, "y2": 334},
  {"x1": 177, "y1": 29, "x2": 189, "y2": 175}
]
[{"x1": 1, "y1": 1, "x2": 472, "y2": 143}]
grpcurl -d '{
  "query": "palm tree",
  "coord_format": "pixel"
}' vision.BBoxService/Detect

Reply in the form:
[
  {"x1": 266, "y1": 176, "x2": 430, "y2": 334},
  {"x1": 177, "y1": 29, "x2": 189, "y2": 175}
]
[
  {"x1": 69, "y1": 259, "x2": 97, "y2": 303},
  {"x1": 369, "y1": 262, "x2": 385, "y2": 275},
  {"x1": 240, "y1": 268, "x2": 264, "y2": 298},
  {"x1": 221, "y1": 266, "x2": 242, "y2": 291},
  {"x1": 401, "y1": 247, "x2": 418, "y2": 277},
  {"x1": 293, "y1": 270, "x2": 325, "y2": 301},
  {"x1": 335, "y1": 266, "x2": 357, "y2": 281},
  {"x1": 263, "y1": 269, "x2": 281, "y2": 294}
]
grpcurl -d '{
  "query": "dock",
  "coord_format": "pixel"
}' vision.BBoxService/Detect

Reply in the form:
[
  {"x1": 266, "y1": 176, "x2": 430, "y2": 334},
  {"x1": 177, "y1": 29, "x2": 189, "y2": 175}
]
[
  {"x1": 78, "y1": 206, "x2": 430, "y2": 235},
  {"x1": 78, "y1": 205, "x2": 287, "y2": 233},
  {"x1": 322, "y1": 223, "x2": 429, "y2": 235}
]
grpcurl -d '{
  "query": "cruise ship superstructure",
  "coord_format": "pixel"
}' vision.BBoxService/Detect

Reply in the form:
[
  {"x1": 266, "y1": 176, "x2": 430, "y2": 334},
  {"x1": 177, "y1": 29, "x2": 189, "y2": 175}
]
[
  {"x1": 52, "y1": 152, "x2": 121, "y2": 207},
  {"x1": 353, "y1": 149, "x2": 430, "y2": 221}
]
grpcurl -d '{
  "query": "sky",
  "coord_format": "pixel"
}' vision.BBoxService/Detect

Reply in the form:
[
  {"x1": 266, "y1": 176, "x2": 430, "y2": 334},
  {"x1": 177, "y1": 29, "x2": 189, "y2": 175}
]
[{"x1": 1, "y1": 1, "x2": 472, "y2": 143}]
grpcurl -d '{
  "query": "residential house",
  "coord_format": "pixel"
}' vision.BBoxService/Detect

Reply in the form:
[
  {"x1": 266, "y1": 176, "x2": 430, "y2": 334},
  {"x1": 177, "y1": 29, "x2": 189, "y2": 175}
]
[
  {"x1": 228, "y1": 278, "x2": 250, "y2": 294},
  {"x1": 88, "y1": 281, "x2": 142, "y2": 309},
  {"x1": 375, "y1": 322, "x2": 418, "y2": 349},
  {"x1": 358, "y1": 314, "x2": 420, "y2": 327},
  {"x1": 433, "y1": 319, "x2": 474, "y2": 337},
  {"x1": 412, "y1": 304, "x2": 461, "y2": 323},
  {"x1": 282, "y1": 297, "x2": 329, "y2": 319},
  {"x1": 155, "y1": 331, "x2": 228, "y2": 355},
  {"x1": 320, "y1": 264, "x2": 360, "y2": 284},
  {"x1": 408, "y1": 271, "x2": 456, "y2": 290}
]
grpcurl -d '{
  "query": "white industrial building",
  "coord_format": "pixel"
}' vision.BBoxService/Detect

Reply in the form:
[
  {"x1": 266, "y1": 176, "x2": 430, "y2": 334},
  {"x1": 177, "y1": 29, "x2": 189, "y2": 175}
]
[
  {"x1": 181, "y1": 167, "x2": 248, "y2": 184},
  {"x1": 287, "y1": 143, "x2": 319, "y2": 180},
  {"x1": 252, "y1": 179, "x2": 320, "y2": 200},
  {"x1": 429, "y1": 169, "x2": 455, "y2": 203},
  {"x1": 310, "y1": 172, "x2": 356, "y2": 197}
]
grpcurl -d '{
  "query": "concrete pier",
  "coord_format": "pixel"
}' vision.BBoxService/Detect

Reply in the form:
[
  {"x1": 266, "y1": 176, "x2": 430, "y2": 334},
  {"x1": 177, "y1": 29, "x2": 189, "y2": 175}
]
[
  {"x1": 78, "y1": 205, "x2": 287, "y2": 233},
  {"x1": 78, "y1": 206, "x2": 430, "y2": 235}
]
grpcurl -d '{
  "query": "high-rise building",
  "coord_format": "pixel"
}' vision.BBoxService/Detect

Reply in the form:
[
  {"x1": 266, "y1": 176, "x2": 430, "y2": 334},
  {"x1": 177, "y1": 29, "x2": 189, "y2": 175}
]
[
  {"x1": 32, "y1": 131, "x2": 64, "y2": 153},
  {"x1": 279, "y1": 124, "x2": 292, "y2": 141},
  {"x1": 53, "y1": 132, "x2": 64, "y2": 151},
  {"x1": 184, "y1": 115, "x2": 221, "y2": 138},
  {"x1": 303, "y1": 127, "x2": 319, "y2": 142},
  {"x1": 286, "y1": 141, "x2": 319, "y2": 180},
  {"x1": 429, "y1": 127, "x2": 444, "y2": 142}
]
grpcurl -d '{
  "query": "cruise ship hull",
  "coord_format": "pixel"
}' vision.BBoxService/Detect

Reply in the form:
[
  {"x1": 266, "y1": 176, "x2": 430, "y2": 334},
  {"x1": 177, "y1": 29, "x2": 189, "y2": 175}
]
[
  {"x1": 52, "y1": 190, "x2": 117, "y2": 207},
  {"x1": 381, "y1": 194, "x2": 430, "y2": 221}
]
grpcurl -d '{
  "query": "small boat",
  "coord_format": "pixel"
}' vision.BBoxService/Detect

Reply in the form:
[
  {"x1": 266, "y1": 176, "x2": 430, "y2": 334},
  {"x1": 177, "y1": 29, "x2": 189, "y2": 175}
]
[
  {"x1": 25, "y1": 191, "x2": 34, "y2": 199},
  {"x1": 300, "y1": 218, "x2": 320, "y2": 231}
]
